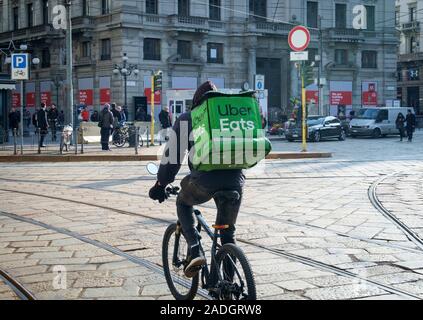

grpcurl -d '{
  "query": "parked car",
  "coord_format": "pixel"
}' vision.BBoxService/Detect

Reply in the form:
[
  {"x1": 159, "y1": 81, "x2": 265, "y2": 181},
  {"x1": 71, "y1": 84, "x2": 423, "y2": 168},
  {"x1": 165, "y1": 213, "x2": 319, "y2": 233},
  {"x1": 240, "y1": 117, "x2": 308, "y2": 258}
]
[
  {"x1": 349, "y1": 107, "x2": 413, "y2": 138},
  {"x1": 285, "y1": 116, "x2": 346, "y2": 142}
]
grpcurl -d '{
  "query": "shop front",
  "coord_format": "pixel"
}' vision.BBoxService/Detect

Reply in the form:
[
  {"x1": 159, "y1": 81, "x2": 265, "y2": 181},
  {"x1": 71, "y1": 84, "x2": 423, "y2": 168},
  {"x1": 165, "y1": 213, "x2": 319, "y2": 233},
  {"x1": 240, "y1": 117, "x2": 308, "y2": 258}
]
[{"x1": 0, "y1": 78, "x2": 16, "y2": 141}]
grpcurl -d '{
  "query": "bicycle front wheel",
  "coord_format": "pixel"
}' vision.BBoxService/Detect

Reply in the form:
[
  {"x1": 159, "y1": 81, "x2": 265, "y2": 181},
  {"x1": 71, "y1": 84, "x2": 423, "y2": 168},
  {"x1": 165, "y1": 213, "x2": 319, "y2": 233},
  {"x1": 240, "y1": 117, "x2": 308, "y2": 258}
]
[
  {"x1": 162, "y1": 223, "x2": 199, "y2": 300},
  {"x1": 214, "y1": 243, "x2": 256, "y2": 300}
]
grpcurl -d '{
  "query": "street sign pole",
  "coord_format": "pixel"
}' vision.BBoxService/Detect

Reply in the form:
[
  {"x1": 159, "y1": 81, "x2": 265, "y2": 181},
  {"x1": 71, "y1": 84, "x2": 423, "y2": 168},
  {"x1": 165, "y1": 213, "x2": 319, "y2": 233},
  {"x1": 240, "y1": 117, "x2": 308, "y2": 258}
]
[
  {"x1": 150, "y1": 75, "x2": 155, "y2": 146},
  {"x1": 301, "y1": 63, "x2": 307, "y2": 152},
  {"x1": 20, "y1": 80, "x2": 24, "y2": 154}
]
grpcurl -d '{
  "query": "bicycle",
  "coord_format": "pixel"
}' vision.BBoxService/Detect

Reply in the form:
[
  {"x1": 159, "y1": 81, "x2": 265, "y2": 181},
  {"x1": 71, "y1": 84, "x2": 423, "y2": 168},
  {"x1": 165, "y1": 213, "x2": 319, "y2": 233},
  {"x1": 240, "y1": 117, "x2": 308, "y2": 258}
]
[{"x1": 147, "y1": 164, "x2": 256, "y2": 300}]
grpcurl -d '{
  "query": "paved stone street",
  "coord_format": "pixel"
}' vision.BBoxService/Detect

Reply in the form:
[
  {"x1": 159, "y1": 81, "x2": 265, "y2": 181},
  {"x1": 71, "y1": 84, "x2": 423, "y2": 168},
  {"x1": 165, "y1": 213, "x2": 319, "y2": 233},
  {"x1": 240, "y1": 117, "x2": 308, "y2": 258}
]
[{"x1": 1, "y1": 134, "x2": 423, "y2": 300}]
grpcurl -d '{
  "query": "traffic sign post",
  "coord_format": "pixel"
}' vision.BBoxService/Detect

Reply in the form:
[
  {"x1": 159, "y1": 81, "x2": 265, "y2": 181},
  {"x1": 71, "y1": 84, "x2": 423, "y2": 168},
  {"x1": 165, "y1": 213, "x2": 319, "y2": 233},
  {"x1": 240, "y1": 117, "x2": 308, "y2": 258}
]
[
  {"x1": 288, "y1": 26, "x2": 311, "y2": 152},
  {"x1": 11, "y1": 54, "x2": 30, "y2": 155},
  {"x1": 254, "y1": 75, "x2": 265, "y2": 91}
]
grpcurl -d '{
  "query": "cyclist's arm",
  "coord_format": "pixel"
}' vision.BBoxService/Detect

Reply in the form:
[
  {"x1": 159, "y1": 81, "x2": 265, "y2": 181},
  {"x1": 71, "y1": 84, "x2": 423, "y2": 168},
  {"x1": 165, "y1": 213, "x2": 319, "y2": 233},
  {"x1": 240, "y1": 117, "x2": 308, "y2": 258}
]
[{"x1": 157, "y1": 113, "x2": 190, "y2": 186}]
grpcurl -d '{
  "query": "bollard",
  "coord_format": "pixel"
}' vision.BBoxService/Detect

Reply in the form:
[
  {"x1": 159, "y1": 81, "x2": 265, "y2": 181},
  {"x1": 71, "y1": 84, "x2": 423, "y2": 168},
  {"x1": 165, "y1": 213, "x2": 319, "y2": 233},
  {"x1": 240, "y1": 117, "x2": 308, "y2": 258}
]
[
  {"x1": 146, "y1": 126, "x2": 150, "y2": 148},
  {"x1": 13, "y1": 129, "x2": 17, "y2": 155},
  {"x1": 37, "y1": 128, "x2": 41, "y2": 154},
  {"x1": 80, "y1": 128, "x2": 84, "y2": 154},
  {"x1": 74, "y1": 127, "x2": 78, "y2": 155},
  {"x1": 135, "y1": 127, "x2": 139, "y2": 155}
]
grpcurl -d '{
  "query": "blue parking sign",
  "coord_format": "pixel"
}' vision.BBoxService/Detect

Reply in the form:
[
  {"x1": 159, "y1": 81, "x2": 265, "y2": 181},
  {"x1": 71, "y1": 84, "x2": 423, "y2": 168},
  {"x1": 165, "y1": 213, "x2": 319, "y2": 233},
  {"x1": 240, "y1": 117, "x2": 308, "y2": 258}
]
[{"x1": 11, "y1": 54, "x2": 29, "y2": 80}]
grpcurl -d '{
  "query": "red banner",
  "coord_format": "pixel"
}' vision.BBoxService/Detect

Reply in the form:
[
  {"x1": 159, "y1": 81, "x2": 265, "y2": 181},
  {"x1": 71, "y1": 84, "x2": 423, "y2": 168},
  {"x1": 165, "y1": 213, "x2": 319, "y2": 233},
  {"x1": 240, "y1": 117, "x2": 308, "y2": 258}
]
[
  {"x1": 144, "y1": 88, "x2": 161, "y2": 104},
  {"x1": 100, "y1": 88, "x2": 111, "y2": 105},
  {"x1": 362, "y1": 82, "x2": 378, "y2": 106},
  {"x1": 79, "y1": 89, "x2": 93, "y2": 106},
  {"x1": 41, "y1": 92, "x2": 51, "y2": 106},
  {"x1": 306, "y1": 91, "x2": 319, "y2": 104},
  {"x1": 26, "y1": 92, "x2": 36, "y2": 108},
  {"x1": 12, "y1": 93, "x2": 21, "y2": 108},
  {"x1": 330, "y1": 91, "x2": 352, "y2": 105}
]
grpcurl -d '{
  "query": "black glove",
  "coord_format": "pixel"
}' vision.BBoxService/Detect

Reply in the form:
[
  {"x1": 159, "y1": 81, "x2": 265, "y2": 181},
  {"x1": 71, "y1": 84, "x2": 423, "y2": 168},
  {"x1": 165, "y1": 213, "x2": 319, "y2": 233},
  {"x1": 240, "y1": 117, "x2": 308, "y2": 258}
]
[{"x1": 149, "y1": 181, "x2": 167, "y2": 203}]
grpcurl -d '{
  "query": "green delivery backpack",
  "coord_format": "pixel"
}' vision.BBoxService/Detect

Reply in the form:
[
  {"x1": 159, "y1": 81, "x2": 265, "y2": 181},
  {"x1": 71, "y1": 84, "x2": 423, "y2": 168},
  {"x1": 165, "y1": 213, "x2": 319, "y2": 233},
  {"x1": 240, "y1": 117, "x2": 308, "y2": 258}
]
[{"x1": 191, "y1": 91, "x2": 272, "y2": 171}]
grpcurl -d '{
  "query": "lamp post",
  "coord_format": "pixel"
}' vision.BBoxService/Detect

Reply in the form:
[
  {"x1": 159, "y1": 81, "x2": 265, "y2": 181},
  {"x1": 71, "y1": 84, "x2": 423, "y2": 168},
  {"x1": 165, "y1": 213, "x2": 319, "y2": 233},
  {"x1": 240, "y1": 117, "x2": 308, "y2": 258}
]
[
  {"x1": 113, "y1": 53, "x2": 139, "y2": 111},
  {"x1": 52, "y1": 75, "x2": 64, "y2": 107}
]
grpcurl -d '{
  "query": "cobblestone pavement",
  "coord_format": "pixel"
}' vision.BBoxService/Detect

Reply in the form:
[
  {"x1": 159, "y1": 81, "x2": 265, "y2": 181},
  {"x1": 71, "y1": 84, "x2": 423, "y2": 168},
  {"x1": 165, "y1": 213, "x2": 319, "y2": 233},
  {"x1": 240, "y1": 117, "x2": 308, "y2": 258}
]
[{"x1": 1, "y1": 139, "x2": 423, "y2": 299}]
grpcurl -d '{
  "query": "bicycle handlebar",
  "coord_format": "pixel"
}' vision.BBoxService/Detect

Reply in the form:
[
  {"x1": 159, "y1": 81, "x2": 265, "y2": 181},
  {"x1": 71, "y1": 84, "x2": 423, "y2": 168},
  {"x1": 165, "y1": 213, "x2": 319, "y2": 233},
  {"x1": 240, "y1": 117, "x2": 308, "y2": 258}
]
[{"x1": 166, "y1": 186, "x2": 180, "y2": 197}]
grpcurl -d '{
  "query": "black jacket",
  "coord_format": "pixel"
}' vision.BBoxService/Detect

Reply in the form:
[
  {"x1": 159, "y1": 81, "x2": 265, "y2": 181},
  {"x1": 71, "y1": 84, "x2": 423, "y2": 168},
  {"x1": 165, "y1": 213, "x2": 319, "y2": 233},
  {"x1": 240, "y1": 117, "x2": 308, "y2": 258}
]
[
  {"x1": 406, "y1": 113, "x2": 416, "y2": 128},
  {"x1": 157, "y1": 112, "x2": 245, "y2": 190},
  {"x1": 48, "y1": 108, "x2": 59, "y2": 121},
  {"x1": 8, "y1": 111, "x2": 20, "y2": 128},
  {"x1": 99, "y1": 109, "x2": 114, "y2": 129},
  {"x1": 159, "y1": 110, "x2": 172, "y2": 129},
  {"x1": 37, "y1": 109, "x2": 49, "y2": 129}
]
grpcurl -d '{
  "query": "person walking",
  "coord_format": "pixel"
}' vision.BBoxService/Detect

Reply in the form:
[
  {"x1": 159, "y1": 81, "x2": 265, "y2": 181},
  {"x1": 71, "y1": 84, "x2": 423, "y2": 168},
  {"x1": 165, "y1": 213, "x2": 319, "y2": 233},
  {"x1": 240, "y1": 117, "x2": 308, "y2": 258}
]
[
  {"x1": 8, "y1": 107, "x2": 20, "y2": 137},
  {"x1": 396, "y1": 112, "x2": 406, "y2": 142},
  {"x1": 90, "y1": 110, "x2": 99, "y2": 122},
  {"x1": 405, "y1": 109, "x2": 417, "y2": 142},
  {"x1": 48, "y1": 104, "x2": 59, "y2": 141},
  {"x1": 99, "y1": 104, "x2": 114, "y2": 151},
  {"x1": 159, "y1": 106, "x2": 172, "y2": 141},
  {"x1": 81, "y1": 107, "x2": 90, "y2": 122},
  {"x1": 37, "y1": 103, "x2": 49, "y2": 147}
]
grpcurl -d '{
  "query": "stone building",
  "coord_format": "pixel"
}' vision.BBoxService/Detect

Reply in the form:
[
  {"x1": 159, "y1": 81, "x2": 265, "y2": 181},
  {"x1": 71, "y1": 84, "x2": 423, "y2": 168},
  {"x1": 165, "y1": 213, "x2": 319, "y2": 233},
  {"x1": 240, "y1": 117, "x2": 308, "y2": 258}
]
[
  {"x1": 396, "y1": 0, "x2": 423, "y2": 115},
  {"x1": 0, "y1": 0, "x2": 398, "y2": 129}
]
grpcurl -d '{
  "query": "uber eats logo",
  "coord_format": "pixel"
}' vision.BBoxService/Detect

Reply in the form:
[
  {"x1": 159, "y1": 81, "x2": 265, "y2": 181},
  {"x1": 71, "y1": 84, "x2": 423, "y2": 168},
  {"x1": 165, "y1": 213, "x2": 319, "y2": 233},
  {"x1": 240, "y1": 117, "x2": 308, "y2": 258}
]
[{"x1": 217, "y1": 104, "x2": 256, "y2": 131}]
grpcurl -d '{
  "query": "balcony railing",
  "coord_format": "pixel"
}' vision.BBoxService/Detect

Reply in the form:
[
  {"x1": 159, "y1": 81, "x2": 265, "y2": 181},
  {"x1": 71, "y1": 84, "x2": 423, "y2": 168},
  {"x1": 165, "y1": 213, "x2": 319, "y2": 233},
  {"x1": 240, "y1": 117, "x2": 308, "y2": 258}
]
[
  {"x1": 0, "y1": 24, "x2": 62, "y2": 41},
  {"x1": 402, "y1": 21, "x2": 420, "y2": 32}
]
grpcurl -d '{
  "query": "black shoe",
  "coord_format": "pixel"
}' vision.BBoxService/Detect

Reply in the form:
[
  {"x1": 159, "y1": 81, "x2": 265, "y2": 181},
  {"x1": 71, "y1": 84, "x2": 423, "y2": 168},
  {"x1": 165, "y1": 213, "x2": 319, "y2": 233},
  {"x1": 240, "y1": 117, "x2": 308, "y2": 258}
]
[{"x1": 184, "y1": 244, "x2": 206, "y2": 278}]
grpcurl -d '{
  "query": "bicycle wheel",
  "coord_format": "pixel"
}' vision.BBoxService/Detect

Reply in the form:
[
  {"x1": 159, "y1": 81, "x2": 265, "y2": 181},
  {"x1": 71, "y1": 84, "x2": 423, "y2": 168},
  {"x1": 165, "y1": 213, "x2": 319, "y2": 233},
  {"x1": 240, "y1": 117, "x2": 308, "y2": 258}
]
[
  {"x1": 113, "y1": 132, "x2": 126, "y2": 148},
  {"x1": 162, "y1": 223, "x2": 199, "y2": 300},
  {"x1": 214, "y1": 243, "x2": 256, "y2": 300}
]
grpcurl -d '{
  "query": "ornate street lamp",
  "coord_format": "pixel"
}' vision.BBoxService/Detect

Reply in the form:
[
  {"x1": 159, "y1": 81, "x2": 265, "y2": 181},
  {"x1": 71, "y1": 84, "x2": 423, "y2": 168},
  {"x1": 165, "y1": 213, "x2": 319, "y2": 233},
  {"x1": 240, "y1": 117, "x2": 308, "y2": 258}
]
[{"x1": 113, "y1": 53, "x2": 139, "y2": 108}]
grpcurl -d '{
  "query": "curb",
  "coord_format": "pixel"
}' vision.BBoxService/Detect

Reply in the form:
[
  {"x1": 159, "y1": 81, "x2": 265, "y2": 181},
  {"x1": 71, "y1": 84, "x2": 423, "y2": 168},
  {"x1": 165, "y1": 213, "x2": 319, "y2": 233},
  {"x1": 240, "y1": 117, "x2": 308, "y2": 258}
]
[{"x1": 0, "y1": 152, "x2": 332, "y2": 163}]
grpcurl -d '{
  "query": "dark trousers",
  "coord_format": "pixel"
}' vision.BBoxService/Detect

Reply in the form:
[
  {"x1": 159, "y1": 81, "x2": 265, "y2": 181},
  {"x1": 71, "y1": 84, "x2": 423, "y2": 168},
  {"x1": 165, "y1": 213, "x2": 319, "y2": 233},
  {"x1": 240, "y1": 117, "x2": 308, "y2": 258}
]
[
  {"x1": 406, "y1": 127, "x2": 414, "y2": 141},
  {"x1": 50, "y1": 121, "x2": 57, "y2": 141},
  {"x1": 38, "y1": 128, "x2": 47, "y2": 147},
  {"x1": 100, "y1": 128, "x2": 111, "y2": 150},
  {"x1": 399, "y1": 128, "x2": 405, "y2": 141},
  {"x1": 176, "y1": 175, "x2": 242, "y2": 248}
]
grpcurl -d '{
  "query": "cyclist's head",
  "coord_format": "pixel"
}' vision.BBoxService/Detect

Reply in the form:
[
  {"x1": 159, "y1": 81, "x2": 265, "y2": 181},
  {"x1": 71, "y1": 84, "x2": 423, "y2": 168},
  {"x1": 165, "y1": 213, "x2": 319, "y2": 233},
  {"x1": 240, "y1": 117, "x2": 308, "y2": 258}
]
[{"x1": 192, "y1": 81, "x2": 217, "y2": 110}]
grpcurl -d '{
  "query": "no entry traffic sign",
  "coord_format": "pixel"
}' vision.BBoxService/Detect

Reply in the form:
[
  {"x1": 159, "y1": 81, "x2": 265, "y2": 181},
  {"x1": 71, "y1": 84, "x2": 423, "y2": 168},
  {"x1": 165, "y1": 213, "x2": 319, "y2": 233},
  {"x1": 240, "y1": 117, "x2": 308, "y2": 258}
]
[{"x1": 288, "y1": 26, "x2": 311, "y2": 52}]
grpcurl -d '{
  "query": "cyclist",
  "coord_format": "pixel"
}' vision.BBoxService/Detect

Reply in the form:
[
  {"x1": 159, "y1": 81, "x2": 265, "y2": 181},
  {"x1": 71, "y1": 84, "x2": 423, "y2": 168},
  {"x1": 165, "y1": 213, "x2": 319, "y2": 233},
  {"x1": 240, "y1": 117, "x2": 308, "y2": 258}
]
[{"x1": 149, "y1": 81, "x2": 245, "y2": 278}]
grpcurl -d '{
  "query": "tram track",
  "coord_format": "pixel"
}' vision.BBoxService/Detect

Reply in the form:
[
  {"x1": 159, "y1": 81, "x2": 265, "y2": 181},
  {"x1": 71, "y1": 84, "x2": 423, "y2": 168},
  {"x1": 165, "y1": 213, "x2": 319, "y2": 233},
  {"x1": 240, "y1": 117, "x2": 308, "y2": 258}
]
[
  {"x1": 0, "y1": 188, "x2": 422, "y2": 299},
  {"x1": 0, "y1": 268, "x2": 36, "y2": 300}
]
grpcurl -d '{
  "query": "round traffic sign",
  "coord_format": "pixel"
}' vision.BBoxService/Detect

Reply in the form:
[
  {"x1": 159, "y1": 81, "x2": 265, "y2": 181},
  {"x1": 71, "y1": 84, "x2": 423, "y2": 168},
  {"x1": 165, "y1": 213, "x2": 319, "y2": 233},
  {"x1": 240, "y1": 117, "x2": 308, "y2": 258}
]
[{"x1": 288, "y1": 26, "x2": 311, "y2": 52}]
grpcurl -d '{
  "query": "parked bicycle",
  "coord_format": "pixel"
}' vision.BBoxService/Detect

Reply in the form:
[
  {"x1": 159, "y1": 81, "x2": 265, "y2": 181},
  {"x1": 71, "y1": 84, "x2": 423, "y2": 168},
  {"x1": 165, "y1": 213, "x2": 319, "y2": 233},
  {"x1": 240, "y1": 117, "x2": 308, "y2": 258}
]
[
  {"x1": 112, "y1": 122, "x2": 143, "y2": 148},
  {"x1": 146, "y1": 163, "x2": 256, "y2": 300}
]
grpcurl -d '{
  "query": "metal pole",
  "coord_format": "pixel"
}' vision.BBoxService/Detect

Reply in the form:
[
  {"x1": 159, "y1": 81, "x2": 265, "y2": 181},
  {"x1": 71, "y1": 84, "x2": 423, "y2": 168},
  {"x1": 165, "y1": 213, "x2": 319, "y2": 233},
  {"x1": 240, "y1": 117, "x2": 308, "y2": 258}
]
[
  {"x1": 37, "y1": 128, "x2": 41, "y2": 154},
  {"x1": 318, "y1": 15, "x2": 324, "y2": 116},
  {"x1": 13, "y1": 129, "x2": 17, "y2": 155},
  {"x1": 150, "y1": 75, "x2": 155, "y2": 145},
  {"x1": 65, "y1": 1, "x2": 74, "y2": 145},
  {"x1": 135, "y1": 126, "x2": 138, "y2": 155},
  {"x1": 20, "y1": 80, "x2": 24, "y2": 155},
  {"x1": 80, "y1": 127, "x2": 84, "y2": 154},
  {"x1": 301, "y1": 63, "x2": 307, "y2": 153}
]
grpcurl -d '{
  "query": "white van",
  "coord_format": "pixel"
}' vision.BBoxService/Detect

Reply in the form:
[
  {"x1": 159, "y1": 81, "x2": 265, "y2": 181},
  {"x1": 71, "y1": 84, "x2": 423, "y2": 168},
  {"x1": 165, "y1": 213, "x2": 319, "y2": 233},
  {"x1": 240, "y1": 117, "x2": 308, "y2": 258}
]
[{"x1": 349, "y1": 107, "x2": 413, "y2": 138}]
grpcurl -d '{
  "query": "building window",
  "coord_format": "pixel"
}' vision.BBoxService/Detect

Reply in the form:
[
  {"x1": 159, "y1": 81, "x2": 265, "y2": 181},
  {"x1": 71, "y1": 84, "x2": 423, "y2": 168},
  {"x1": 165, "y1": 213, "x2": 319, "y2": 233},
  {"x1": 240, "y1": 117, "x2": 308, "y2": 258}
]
[
  {"x1": 409, "y1": 36, "x2": 419, "y2": 53},
  {"x1": 410, "y1": 6, "x2": 416, "y2": 22},
  {"x1": 81, "y1": 42, "x2": 91, "y2": 58},
  {"x1": 144, "y1": 38, "x2": 161, "y2": 60},
  {"x1": 209, "y1": 0, "x2": 221, "y2": 20},
  {"x1": 335, "y1": 3, "x2": 347, "y2": 28},
  {"x1": 335, "y1": 49, "x2": 348, "y2": 65},
  {"x1": 177, "y1": 40, "x2": 192, "y2": 60},
  {"x1": 101, "y1": 0, "x2": 110, "y2": 15},
  {"x1": 13, "y1": 7, "x2": 19, "y2": 30},
  {"x1": 82, "y1": 0, "x2": 90, "y2": 16},
  {"x1": 178, "y1": 0, "x2": 190, "y2": 16},
  {"x1": 395, "y1": 7, "x2": 400, "y2": 26},
  {"x1": 307, "y1": 1, "x2": 318, "y2": 28},
  {"x1": 146, "y1": 0, "x2": 158, "y2": 14},
  {"x1": 207, "y1": 43, "x2": 223, "y2": 63},
  {"x1": 249, "y1": 0, "x2": 266, "y2": 21},
  {"x1": 362, "y1": 51, "x2": 377, "y2": 69},
  {"x1": 100, "y1": 39, "x2": 111, "y2": 60},
  {"x1": 41, "y1": 48, "x2": 51, "y2": 68},
  {"x1": 27, "y1": 3, "x2": 34, "y2": 28},
  {"x1": 42, "y1": 0, "x2": 49, "y2": 25},
  {"x1": 365, "y1": 5, "x2": 375, "y2": 31}
]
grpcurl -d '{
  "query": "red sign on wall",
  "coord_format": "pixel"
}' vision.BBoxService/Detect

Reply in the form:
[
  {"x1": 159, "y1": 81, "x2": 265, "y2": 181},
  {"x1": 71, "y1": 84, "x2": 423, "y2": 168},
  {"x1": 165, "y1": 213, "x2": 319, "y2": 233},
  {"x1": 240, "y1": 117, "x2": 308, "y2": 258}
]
[
  {"x1": 362, "y1": 82, "x2": 378, "y2": 106},
  {"x1": 41, "y1": 92, "x2": 51, "y2": 106},
  {"x1": 100, "y1": 88, "x2": 111, "y2": 105},
  {"x1": 79, "y1": 90, "x2": 93, "y2": 106},
  {"x1": 330, "y1": 91, "x2": 352, "y2": 105},
  {"x1": 26, "y1": 92, "x2": 36, "y2": 108},
  {"x1": 306, "y1": 90, "x2": 319, "y2": 104},
  {"x1": 12, "y1": 93, "x2": 21, "y2": 108},
  {"x1": 144, "y1": 88, "x2": 161, "y2": 104}
]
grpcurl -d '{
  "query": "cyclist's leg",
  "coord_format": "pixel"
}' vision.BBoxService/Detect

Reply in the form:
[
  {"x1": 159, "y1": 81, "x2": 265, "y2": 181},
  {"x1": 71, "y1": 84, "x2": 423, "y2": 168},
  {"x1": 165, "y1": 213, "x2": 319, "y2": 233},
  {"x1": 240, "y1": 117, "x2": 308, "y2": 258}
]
[{"x1": 214, "y1": 190, "x2": 243, "y2": 246}]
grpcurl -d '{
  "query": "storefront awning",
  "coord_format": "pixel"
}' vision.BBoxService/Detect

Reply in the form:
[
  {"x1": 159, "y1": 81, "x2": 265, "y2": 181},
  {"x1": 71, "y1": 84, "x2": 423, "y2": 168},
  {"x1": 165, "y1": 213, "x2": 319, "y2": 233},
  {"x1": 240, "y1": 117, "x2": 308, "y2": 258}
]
[{"x1": 0, "y1": 83, "x2": 16, "y2": 90}]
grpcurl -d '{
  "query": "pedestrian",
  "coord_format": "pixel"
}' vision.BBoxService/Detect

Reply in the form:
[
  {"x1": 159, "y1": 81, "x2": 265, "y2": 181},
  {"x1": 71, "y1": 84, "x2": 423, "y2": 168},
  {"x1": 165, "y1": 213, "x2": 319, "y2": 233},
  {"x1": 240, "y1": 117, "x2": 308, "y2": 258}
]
[
  {"x1": 405, "y1": 109, "x2": 417, "y2": 142},
  {"x1": 135, "y1": 107, "x2": 144, "y2": 121},
  {"x1": 37, "y1": 103, "x2": 49, "y2": 147},
  {"x1": 48, "y1": 104, "x2": 59, "y2": 141},
  {"x1": 23, "y1": 107, "x2": 31, "y2": 130},
  {"x1": 8, "y1": 107, "x2": 20, "y2": 137},
  {"x1": 90, "y1": 110, "x2": 99, "y2": 122},
  {"x1": 81, "y1": 107, "x2": 90, "y2": 122},
  {"x1": 58, "y1": 110, "x2": 65, "y2": 127},
  {"x1": 396, "y1": 112, "x2": 406, "y2": 142},
  {"x1": 118, "y1": 106, "x2": 126, "y2": 123},
  {"x1": 159, "y1": 106, "x2": 172, "y2": 141},
  {"x1": 99, "y1": 103, "x2": 114, "y2": 151},
  {"x1": 260, "y1": 109, "x2": 267, "y2": 129},
  {"x1": 32, "y1": 107, "x2": 39, "y2": 133}
]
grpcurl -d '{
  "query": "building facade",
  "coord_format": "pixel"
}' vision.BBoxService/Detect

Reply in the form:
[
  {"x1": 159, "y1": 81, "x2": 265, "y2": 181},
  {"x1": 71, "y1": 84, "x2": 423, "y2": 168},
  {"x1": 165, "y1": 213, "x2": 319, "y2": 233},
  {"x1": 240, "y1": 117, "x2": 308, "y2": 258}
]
[
  {"x1": 396, "y1": 0, "x2": 423, "y2": 115},
  {"x1": 0, "y1": 0, "x2": 398, "y2": 128}
]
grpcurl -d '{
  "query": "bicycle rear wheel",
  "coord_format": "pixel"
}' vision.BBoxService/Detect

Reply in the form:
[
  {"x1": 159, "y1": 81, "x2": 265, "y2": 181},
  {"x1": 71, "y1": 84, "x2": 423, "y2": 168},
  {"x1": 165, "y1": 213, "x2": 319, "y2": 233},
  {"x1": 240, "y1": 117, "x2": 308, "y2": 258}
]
[
  {"x1": 214, "y1": 243, "x2": 256, "y2": 300},
  {"x1": 162, "y1": 223, "x2": 199, "y2": 300}
]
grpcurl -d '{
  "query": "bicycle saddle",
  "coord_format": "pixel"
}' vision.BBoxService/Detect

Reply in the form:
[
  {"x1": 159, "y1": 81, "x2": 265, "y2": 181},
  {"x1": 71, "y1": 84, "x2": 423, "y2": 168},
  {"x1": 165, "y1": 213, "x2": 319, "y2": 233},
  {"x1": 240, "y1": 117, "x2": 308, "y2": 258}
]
[{"x1": 213, "y1": 190, "x2": 240, "y2": 202}]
